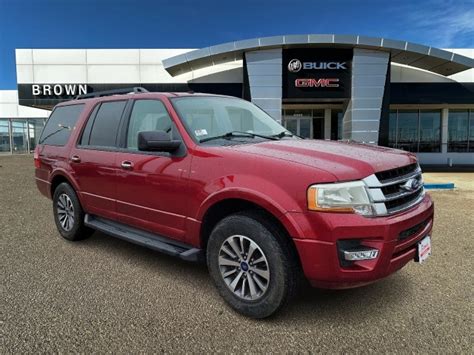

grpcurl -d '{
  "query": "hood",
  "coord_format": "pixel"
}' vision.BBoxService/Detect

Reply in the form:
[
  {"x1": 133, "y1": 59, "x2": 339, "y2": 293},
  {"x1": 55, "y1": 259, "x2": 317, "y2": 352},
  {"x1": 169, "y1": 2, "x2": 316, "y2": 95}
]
[{"x1": 229, "y1": 139, "x2": 416, "y2": 181}]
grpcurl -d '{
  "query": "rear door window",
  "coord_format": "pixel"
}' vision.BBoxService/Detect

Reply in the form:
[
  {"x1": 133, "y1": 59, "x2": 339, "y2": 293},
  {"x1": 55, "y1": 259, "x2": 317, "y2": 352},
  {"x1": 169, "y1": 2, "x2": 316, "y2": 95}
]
[
  {"x1": 81, "y1": 101, "x2": 126, "y2": 148},
  {"x1": 39, "y1": 104, "x2": 85, "y2": 146}
]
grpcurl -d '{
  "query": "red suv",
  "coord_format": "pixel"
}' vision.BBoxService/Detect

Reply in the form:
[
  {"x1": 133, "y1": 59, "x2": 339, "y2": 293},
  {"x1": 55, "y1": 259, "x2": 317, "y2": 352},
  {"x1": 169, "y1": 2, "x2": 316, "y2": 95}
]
[{"x1": 35, "y1": 87, "x2": 434, "y2": 318}]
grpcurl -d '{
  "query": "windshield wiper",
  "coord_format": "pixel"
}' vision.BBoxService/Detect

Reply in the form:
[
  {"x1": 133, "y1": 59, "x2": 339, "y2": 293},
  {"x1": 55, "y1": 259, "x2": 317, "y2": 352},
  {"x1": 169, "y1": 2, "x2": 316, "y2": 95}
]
[
  {"x1": 272, "y1": 130, "x2": 294, "y2": 139},
  {"x1": 39, "y1": 124, "x2": 71, "y2": 144},
  {"x1": 199, "y1": 131, "x2": 278, "y2": 143}
]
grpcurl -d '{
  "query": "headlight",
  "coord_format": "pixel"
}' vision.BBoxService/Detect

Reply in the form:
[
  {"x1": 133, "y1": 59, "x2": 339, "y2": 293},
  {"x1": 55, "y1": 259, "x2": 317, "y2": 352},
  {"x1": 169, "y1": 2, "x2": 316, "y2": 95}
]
[{"x1": 307, "y1": 181, "x2": 375, "y2": 216}]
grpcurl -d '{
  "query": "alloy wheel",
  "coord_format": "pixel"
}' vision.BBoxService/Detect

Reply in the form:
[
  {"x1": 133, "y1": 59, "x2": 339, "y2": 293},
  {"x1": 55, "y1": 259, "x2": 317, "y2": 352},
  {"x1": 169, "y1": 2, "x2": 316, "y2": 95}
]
[
  {"x1": 57, "y1": 193, "x2": 75, "y2": 232},
  {"x1": 218, "y1": 235, "x2": 270, "y2": 300}
]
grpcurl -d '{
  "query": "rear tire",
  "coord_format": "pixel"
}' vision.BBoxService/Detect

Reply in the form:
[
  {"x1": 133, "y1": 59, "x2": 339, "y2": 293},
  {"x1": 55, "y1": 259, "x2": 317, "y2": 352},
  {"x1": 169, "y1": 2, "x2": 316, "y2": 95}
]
[
  {"x1": 52, "y1": 183, "x2": 93, "y2": 241},
  {"x1": 207, "y1": 211, "x2": 301, "y2": 318}
]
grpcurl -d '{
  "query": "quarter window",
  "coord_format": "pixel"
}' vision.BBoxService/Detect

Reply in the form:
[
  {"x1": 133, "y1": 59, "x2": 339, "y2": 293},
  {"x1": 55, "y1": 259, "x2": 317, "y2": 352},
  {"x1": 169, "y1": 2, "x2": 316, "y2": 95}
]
[
  {"x1": 126, "y1": 100, "x2": 174, "y2": 150},
  {"x1": 39, "y1": 104, "x2": 84, "y2": 146}
]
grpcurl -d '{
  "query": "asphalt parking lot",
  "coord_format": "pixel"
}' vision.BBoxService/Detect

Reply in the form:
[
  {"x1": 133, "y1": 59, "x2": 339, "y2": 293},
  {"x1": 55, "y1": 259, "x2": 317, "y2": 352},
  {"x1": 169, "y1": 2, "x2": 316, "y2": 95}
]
[{"x1": 1, "y1": 155, "x2": 472, "y2": 353}]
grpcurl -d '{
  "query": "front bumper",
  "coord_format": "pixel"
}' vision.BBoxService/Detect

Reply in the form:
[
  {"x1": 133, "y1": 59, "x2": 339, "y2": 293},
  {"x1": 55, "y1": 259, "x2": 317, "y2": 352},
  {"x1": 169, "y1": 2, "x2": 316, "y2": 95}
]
[{"x1": 291, "y1": 194, "x2": 434, "y2": 289}]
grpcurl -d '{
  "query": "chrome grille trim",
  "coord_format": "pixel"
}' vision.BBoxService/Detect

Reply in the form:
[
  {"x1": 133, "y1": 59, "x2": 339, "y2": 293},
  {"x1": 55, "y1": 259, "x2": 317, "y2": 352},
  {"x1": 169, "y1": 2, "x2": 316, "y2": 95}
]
[
  {"x1": 377, "y1": 168, "x2": 422, "y2": 187},
  {"x1": 364, "y1": 167, "x2": 422, "y2": 188},
  {"x1": 386, "y1": 190, "x2": 426, "y2": 215},
  {"x1": 384, "y1": 184, "x2": 424, "y2": 202},
  {"x1": 363, "y1": 163, "x2": 424, "y2": 216}
]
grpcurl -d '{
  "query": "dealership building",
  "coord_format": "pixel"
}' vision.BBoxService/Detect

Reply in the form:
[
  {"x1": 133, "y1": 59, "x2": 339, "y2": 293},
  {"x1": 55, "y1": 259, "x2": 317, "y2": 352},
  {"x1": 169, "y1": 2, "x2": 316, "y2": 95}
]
[{"x1": 0, "y1": 34, "x2": 473, "y2": 165}]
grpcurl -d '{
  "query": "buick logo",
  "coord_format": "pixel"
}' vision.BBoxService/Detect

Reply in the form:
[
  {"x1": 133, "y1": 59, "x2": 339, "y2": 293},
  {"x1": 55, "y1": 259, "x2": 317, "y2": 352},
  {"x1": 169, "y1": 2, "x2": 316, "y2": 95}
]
[
  {"x1": 288, "y1": 59, "x2": 302, "y2": 73},
  {"x1": 400, "y1": 178, "x2": 421, "y2": 192}
]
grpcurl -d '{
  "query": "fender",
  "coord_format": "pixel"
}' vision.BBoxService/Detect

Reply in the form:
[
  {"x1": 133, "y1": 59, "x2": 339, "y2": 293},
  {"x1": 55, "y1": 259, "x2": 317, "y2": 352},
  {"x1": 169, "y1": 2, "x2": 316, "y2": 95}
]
[
  {"x1": 49, "y1": 168, "x2": 85, "y2": 205},
  {"x1": 195, "y1": 184, "x2": 306, "y2": 240}
]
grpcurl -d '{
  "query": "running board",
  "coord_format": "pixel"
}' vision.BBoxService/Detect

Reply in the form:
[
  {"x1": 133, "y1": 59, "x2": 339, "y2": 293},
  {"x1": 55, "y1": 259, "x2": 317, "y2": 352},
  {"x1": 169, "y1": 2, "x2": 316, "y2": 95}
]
[{"x1": 84, "y1": 214, "x2": 204, "y2": 262}]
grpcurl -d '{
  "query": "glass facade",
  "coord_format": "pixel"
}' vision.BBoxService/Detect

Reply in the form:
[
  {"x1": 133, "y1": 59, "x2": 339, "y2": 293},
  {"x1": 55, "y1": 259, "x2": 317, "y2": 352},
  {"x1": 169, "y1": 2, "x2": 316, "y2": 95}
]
[
  {"x1": 12, "y1": 120, "x2": 28, "y2": 153},
  {"x1": 388, "y1": 109, "x2": 441, "y2": 152},
  {"x1": 282, "y1": 108, "x2": 344, "y2": 140},
  {"x1": 0, "y1": 119, "x2": 11, "y2": 153},
  {"x1": 448, "y1": 109, "x2": 473, "y2": 152},
  {"x1": 282, "y1": 109, "x2": 317, "y2": 139},
  {"x1": 330, "y1": 109, "x2": 343, "y2": 140},
  {"x1": 0, "y1": 118, "x2": 46, "y2": 154}
]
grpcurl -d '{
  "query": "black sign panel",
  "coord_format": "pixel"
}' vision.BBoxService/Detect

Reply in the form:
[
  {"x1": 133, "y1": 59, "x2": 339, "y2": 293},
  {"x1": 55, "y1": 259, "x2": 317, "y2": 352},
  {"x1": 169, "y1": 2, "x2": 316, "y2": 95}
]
[
  {"x1": 17, "y1": 83, "x2": 243, "y2": 109},
  {"x1": 283, "y1": 49, "x2": 352, "y2": 99}
]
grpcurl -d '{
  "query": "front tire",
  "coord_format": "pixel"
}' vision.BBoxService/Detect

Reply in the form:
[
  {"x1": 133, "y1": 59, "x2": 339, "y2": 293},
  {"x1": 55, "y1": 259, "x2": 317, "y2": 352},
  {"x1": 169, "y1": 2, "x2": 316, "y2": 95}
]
[
  {"x1": 52, "y1": 182, "x2": 93, "y2": 241},
  {"x1": 207, "y1": 211, "x2": 300, "y2": 318}
]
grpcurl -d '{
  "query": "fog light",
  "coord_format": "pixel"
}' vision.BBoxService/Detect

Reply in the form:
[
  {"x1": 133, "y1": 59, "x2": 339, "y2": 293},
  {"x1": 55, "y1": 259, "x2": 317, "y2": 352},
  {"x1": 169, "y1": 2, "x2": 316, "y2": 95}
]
[{"x1": 343, "y1": 248, "x2": 379, "y2": 261}]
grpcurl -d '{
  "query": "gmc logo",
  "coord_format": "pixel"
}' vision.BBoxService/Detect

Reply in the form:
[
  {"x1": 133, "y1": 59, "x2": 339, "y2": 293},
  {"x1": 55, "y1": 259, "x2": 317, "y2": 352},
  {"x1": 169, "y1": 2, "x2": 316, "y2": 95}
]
[{"x1": 295, "y1": 78, "x2": 340, "y2": 88}]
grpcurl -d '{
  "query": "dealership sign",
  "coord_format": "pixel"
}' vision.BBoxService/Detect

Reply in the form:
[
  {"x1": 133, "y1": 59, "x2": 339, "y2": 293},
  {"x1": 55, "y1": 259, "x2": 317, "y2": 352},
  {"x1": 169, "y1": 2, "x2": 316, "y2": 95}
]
[
  {"x1": 295, "y1": 78, "x2": 340, "y2": 88},
  {"x1": 17, "y1": 83, "x2": 244, "y2": 109},
  {"x1": 283, "y1": 49, "x2": 353, "y2": 99},
  {"x1": 31, "y1": 84, "x2": 88, "y2": 96},
  {"x1": 288, "y1": 59, "x2": 347, "y2": 72}
]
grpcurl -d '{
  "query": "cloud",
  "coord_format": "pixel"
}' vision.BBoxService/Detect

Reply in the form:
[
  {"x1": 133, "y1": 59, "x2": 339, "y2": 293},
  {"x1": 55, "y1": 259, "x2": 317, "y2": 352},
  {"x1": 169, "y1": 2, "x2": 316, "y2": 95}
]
[{"x1": 389, "y1": 0, "x2": 474, "y2": 47}]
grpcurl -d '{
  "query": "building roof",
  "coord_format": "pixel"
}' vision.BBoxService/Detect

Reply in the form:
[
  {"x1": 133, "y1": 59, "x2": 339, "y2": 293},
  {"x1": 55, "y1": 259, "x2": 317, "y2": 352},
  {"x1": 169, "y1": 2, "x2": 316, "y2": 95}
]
[{"x1": 163, "y1": 34, "x2": 474, "y2": 77}]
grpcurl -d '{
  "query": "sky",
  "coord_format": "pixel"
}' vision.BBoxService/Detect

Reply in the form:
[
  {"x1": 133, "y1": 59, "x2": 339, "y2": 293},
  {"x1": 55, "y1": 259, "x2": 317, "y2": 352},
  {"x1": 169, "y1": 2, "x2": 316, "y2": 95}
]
[{"x1": 0, "y1": 0, "x2": 473, "y2": 89}]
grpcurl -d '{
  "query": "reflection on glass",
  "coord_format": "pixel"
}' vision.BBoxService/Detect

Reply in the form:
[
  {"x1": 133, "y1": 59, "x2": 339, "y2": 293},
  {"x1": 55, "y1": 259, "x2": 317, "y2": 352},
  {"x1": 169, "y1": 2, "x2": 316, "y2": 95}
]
[
  {"x1": 419, "y1": 110, "x2": 441, "y2": 152},
  {"x1": 300, "y1": 118, "x2": 311, "y2": 138},
  {"x1": 397, "y1": 110, "x2": 419, "y2": 152},
  {"x1": 0, "y1": 119, "x2": 11, "y2": 153},
  {"x1": 448, "y1": 110, "x2": 469, "y2": 152},
  {"x1": 388, "y1": 110, "x2": 397, "y2": 148},
  {"x1": 470, "y1": 110, "x2": 474, "y2": 152},
  {"x1": 285, "y1": 119, "x2": 297, "y2": 136},
  {"x1": 330, "y1": 109, "x2": 344, "y2": 140},
  {"x1": 389, "y1": 110, "x2": 442, "y2": 152},
  {"x1": 28, "y1": 119, "x2": 45, "y2": 152},
  {"x1": 337, "y1": 111, "x2": 343, "y2": 140},
  {"x1": 11, "y1": 120, "x2": 28, "y2": 154}
]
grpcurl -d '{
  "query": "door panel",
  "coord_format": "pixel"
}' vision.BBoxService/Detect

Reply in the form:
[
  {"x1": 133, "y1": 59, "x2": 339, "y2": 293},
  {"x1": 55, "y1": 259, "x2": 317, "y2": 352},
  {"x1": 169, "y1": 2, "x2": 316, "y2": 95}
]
[
  {"x1": 114, "y1": 99, "x2": 191, "y2": 242},
  {"x1": 69, "y1": 100, "x2": 127, "y2": 220},
  {"x1": 70, "y1": 148, "x2": 118, "y2": 220},
  {"x1": 115, "y1": 152, "x2": 191, "y2": 241}
]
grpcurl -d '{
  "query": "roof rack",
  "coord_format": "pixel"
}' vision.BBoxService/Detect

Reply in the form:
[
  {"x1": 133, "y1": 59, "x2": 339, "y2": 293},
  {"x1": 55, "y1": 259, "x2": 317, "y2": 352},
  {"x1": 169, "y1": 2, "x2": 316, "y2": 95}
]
[{"x1": 74, "y1": 87, "x2": 149, "y2": 100}]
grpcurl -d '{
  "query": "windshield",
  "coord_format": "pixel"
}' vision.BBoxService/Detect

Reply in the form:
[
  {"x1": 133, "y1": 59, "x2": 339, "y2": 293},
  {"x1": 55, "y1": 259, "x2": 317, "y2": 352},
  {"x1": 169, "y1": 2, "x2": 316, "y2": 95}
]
[{"x1": 171, "y1": 96, "x2": 289, "y2": 144}]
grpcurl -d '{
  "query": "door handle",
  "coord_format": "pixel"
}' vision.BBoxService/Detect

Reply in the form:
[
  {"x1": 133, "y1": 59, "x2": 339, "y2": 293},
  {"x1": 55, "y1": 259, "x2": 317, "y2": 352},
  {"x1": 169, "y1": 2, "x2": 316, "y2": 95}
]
[
  {"x1": 70, "y1": 155, "x2": 81, "y2": 163},
  {"x1": 121, "y1": 161, "x2": 133, "y2": 170}
]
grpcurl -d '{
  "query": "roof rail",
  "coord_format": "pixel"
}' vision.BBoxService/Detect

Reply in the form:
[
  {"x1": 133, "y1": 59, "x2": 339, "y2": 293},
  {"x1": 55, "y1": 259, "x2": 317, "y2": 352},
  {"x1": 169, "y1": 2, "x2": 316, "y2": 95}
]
[{"x1": 74, "y1": 87, "x2": 149, "y2": 100}]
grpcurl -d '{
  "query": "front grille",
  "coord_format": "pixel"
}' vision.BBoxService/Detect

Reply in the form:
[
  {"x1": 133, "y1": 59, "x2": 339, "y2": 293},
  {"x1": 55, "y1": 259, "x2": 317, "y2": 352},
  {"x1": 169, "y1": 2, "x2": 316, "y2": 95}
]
[
  {"x1": 363, "y1": 163, "x2": 425, "y2": 216},
  {"x1": 375, "y1": 163, "x2": 418, "y2": 182},
  {"x1": 385, "y1": 188, "x2": 424, "y2": 212}
]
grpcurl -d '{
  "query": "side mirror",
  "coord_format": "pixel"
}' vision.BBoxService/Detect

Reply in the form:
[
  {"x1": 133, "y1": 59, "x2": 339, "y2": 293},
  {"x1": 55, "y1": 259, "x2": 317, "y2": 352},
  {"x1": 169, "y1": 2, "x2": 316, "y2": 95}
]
[{"x1": 138, "y1": 131, "x2": 181, "y2": 152}]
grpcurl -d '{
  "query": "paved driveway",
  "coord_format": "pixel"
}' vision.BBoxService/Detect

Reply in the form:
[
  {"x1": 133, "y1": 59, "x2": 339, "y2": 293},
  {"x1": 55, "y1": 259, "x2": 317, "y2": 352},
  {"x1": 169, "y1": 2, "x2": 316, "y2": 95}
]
[{"x1": 1, "y1": 156, "x2": 472, "y2": 352}]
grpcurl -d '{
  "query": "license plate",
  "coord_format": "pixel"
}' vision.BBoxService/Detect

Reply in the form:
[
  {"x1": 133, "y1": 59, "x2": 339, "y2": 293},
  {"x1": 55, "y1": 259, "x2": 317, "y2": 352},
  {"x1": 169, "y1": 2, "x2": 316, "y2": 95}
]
[{"x1": 417, "y1": 236, "x2": 432, "y2": 264}]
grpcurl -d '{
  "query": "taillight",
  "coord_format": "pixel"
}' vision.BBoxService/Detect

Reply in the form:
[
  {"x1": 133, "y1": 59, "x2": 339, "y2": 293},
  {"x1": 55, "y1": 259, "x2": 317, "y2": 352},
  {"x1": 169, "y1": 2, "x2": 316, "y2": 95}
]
[{"x1": 34, "y1": 146, "x2": 41, "y2": 168}]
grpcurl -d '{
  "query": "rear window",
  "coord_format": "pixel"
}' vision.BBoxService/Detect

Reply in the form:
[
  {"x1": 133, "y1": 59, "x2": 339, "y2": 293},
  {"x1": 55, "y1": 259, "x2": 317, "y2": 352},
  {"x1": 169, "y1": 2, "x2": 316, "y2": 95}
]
[
  {"x1": 80, "y1": 101, "x2": 126, "y2": 148},
  {"x1": 39, "y1": 104, "x2": 85, "y2": 146}
]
